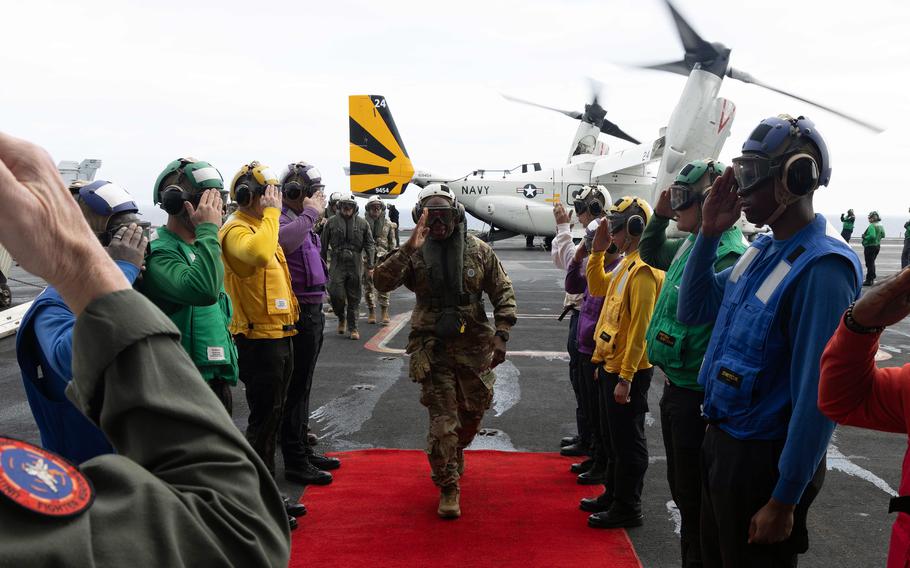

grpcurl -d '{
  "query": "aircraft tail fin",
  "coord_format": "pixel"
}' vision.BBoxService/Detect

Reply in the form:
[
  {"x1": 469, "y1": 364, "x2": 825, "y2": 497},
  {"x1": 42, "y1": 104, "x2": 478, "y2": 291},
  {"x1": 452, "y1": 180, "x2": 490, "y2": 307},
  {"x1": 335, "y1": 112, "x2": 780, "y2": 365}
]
[{"x1": 349, "y1": 95, "x2": 415, "y2": 197}]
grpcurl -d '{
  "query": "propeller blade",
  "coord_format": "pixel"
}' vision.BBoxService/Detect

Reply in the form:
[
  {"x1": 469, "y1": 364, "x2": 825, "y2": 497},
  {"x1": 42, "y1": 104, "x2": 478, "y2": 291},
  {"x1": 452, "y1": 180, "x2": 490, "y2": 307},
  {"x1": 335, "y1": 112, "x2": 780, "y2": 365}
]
[
  {"x1": 501, "y1": 93, "x2": 582, "y2": 120},
  {"x1": 664, "y1": 0, "x2": 717, "y2": 60},
  {"x1": 587, "y1": 77, "x2": 604, "y2": 106},
  {"x1": 601, "y1": 119, "x2": 641, "y2": 145},
  {"x1": 727, "y1": 68, "x2": 884, "y2": 133},
  {"x1": 638, "y1": 60, "x2": 691, "y2": 77}
]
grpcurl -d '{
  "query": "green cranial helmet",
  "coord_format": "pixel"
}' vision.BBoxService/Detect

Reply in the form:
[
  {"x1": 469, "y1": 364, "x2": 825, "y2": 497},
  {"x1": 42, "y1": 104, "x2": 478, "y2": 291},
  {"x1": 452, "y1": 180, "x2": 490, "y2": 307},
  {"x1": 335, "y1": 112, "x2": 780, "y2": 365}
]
[
  {"x1": 669, "y1": 159, "x2": 726, "y2": 211},
  {"x1": 153, "y1": 158, "x2": 225, "y2": 206}
]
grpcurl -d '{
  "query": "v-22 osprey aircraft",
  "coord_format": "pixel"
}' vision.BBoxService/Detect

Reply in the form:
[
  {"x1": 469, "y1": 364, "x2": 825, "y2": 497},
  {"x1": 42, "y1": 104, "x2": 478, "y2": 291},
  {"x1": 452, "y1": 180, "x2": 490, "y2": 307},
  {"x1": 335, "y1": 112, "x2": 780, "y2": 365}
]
[{"x1": 346, "y1": 0, "x2": 880, "y2": 242}]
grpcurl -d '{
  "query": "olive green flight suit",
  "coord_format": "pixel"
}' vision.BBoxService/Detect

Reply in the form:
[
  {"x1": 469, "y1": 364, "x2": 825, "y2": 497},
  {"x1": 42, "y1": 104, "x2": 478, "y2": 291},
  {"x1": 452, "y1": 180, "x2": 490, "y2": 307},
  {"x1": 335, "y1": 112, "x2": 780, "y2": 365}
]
[{"x1": 0, "y1": 290, "x2": 289, "y2": 566}]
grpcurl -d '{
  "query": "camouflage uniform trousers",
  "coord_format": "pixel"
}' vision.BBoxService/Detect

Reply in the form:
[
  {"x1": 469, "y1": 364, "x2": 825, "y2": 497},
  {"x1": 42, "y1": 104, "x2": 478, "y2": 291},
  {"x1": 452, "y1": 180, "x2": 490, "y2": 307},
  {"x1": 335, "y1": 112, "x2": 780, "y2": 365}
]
[
  {"x1": 419, "y1": 357, "x2": 495, "y2": 488},
  {"x1": 362, "y1": 264, "x2": 390, "y2": 309}
]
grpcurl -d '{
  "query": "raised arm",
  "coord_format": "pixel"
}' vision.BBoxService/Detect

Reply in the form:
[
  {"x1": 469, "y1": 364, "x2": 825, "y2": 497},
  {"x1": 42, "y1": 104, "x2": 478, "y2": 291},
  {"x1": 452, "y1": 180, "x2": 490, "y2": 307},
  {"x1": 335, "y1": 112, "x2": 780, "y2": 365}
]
[
  {"x1": 639, "y1": 214, "x2": 683, "y2": 271},
  {"x1": 278, "y1": 206, "x2": 319, "y2": 255},
  {"x1": 223, "y1": 208, "x2": 280, "y2": 267},
  {"x1": 144, "y1": 224, "x2": 224, "y2": 306}
]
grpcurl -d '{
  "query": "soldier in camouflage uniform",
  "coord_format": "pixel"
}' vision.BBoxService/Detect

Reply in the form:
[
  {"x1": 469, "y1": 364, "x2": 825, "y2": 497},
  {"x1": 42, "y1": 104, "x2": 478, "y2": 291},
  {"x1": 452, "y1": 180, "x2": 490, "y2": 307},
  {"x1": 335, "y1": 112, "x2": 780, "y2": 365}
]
[
  {"x1": 373, "y1": 184, "x2": 517, "y2": 519},
  {"x1": 320, "y1": 193, "x2": 374, "y2": 340},
  {"x1": 363, "y1": 195, "x2": 397, "y2": 325}
]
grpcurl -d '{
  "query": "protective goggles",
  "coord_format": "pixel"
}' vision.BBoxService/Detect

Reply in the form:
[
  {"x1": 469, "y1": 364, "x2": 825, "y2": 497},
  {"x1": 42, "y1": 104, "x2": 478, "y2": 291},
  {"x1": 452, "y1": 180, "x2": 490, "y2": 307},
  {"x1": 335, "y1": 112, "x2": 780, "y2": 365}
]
[
  {"x1": 669, "y1": 184, "x2": 701, "y2": 211},
  {"x1": 573, "y1": 199, "x2": 603, "y2": 217},
  {"x1": 731, "y1": 155, "x2": 779, "y2": 194},
  {"x1": 424, "y1": 206, "x2": 458, "y2": 226},
  {"x1": 607, "y1": 214, "x2": 628, "y2": 234},
  {"x1": 283, "y1": 180, "x2": 322, "y2": 198}
]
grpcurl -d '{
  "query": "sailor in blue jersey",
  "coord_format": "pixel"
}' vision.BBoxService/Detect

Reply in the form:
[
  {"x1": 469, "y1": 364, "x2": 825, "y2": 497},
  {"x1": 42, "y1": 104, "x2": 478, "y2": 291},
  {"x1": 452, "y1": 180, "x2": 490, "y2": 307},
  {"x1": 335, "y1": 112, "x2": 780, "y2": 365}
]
[
  {"x1": 677, "y1": 116, "x2": 862, "y2": 567},
  {"x1": 17, "y1": 180, "x2": 148, "y2": 464}
]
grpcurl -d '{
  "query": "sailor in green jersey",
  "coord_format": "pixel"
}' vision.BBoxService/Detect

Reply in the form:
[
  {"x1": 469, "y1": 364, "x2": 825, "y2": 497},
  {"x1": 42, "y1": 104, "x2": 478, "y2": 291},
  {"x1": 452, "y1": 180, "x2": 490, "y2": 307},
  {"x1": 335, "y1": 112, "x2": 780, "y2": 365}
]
[
  {"x1": 639, "y1": 159, "x2": 748, "y2": 568},
  {"x1": 139, "y1": 158, "x2": 239, "y2": 413},
  {"x1": 862, "y1": 211, "x2": 886, "y2": 286},
  {"x1": 840, "y1": 209, "x2": 855, "y2": 241},
  {"x1": 0, "y1": 133, "x2": 289, "y2": 566}
]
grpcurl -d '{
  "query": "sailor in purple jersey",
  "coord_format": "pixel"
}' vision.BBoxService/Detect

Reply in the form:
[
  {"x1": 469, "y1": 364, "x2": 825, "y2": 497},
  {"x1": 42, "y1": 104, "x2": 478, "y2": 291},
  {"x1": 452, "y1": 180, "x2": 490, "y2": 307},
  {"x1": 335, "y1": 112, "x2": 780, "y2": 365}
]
[{"x1": 277, "y1": 162, "x2": 340, "y2": 486}]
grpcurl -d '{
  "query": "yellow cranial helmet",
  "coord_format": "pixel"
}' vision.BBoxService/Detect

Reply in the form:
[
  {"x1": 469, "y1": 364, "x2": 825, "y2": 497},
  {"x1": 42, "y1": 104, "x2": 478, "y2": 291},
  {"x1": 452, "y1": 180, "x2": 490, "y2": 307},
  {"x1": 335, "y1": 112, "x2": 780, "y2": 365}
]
[
  {"x1": 230, "y1": 161, "x2": 280, "y2": 205},
  {"x1": 608, "y1": 196, "x2": 652, "y2": 236}
]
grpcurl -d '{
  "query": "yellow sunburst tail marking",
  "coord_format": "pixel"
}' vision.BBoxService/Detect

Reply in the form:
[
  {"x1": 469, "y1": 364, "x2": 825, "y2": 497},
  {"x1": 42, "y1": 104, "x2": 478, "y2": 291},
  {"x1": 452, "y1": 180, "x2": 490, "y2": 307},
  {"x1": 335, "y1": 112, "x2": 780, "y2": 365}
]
[{"x1": 349, "y1": 95, "x2": 415, "y2": 197}]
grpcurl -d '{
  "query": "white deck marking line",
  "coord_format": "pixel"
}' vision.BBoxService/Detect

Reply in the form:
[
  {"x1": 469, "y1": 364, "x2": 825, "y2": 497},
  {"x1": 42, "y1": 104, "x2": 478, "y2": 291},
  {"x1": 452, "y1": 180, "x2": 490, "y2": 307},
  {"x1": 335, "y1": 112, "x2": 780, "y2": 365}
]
[
  {"x1": 364, "y1": 311, "x2": 570, "y2": 359},
  {"x1": 827, "y1": 444, "x2": 897, "y2": 496}
]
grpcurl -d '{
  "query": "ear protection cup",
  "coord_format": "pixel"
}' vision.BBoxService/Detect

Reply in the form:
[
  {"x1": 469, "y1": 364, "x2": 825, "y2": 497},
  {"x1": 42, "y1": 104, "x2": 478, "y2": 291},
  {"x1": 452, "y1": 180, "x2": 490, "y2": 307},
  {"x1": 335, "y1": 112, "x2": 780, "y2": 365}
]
[
  {"x1": 234, "y1": 176, "x2": 254, "y2": 206},
  {"x1": 627, "y1": 214, "x2": 645, "y2": 236},
  {"x1": 781, "y1": 153, "x2": 819, "y2": 196},
  {"x1": 412, "y1": 203, "x2": 422, "y2": 224},
  {"x1": 160, "y1": 185, "x2": 188, "y2": 215}
]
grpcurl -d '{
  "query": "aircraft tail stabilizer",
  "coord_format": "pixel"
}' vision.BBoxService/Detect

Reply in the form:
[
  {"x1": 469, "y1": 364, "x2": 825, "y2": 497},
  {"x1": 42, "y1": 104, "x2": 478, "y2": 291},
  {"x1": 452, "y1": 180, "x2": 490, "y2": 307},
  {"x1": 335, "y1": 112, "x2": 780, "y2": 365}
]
[{"x1": 348, "y1": 95, "x2": 415, "y2": 197}]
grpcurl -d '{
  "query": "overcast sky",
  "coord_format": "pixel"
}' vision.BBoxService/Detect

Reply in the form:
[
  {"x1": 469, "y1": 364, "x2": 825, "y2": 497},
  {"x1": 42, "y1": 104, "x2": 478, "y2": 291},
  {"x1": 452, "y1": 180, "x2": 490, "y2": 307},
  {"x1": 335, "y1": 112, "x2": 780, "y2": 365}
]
[{"x1": 3, "y1": 0, "x2": 907, "y2": 227}]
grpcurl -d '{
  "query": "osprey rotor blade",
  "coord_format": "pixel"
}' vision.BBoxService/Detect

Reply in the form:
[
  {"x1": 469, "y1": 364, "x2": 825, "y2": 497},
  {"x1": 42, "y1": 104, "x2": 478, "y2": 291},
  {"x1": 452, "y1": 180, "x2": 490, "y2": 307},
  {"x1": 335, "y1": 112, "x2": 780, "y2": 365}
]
[
  {"x1": 664, "y1": 0, "x2": 720, "y2": 63},
  {"x1": 601, "y1": 119, "x2": 641, "y2": 145},
  {"x1": 501, "y1": 94, "x2": 583, "y2": 120},
  {"x1": 638, "y1": 60, "x2": 691, "y2": 77},
  {"x1": 727, "y1": 68, "x2": 884, "y2": 133}
]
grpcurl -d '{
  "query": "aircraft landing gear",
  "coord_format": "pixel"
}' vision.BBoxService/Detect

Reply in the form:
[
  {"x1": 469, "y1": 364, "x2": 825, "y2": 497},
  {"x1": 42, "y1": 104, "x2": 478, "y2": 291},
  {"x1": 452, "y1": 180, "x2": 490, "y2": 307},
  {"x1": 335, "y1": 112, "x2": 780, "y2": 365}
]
[
  {"x1": 543, "y1": 236, "x2": 553, "y2": 251},
  {"x1": 525, "y1": 235, "x2": 535, "y2": 248},
  {"x1": 0, "y1": 270, "x2": 11, "y2": 310}
]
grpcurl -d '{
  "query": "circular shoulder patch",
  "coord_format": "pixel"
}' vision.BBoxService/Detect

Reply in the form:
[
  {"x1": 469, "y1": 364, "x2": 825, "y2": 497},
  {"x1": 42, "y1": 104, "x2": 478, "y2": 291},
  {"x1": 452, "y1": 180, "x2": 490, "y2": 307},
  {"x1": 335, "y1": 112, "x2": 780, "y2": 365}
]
[
  {"x1": 466, "y1": 268, "x2": 476, "y2": 278},
  {"x1": 0, "y1": 436, "x2": 94, "y2": 518}
]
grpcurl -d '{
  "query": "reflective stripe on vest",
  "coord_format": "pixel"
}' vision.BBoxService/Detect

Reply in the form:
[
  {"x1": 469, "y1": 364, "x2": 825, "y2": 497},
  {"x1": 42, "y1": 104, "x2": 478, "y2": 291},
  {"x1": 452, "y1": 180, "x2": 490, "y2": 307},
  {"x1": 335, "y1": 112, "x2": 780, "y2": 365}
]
[{"x1": 729, "y1": 245, "x2": 760, "y2": 284}]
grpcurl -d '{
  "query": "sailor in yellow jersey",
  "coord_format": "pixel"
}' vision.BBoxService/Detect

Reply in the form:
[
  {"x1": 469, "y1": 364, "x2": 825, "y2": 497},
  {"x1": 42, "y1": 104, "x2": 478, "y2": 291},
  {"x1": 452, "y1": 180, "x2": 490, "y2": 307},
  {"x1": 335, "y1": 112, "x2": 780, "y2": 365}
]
[
  {"x1": 584, "y1": 196, "x2": 664, "y2": 529},
  {"x1": 219, "y1": 161, "x2": 303, "y2": 527}
]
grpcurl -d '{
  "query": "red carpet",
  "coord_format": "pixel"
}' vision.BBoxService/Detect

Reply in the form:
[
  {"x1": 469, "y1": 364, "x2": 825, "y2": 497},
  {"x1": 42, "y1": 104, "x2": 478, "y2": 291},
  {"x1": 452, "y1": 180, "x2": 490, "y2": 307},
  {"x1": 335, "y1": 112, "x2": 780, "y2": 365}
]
[{"x1": 289, "y1": 449, "x2": 642, "y2": 568}]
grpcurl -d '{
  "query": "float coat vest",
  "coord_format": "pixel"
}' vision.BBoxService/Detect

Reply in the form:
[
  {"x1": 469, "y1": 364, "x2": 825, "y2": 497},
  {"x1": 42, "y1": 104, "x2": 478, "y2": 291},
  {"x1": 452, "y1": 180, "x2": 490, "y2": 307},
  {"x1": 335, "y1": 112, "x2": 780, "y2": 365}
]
[
  {"x1": 646, "y1": 227, "x2": 748, "y2": 390},
  {"x1": 17, "y1": 290, "x2": 113, "y2": 463},
  {"x1": 699, "y1": 215, "x2": 862, "y2": 439},
  {"x1": 146, "y1": 228, "x2": 239, "y2": 383},
  {"x1": 220, "y1": 212, "x2": 299, "y2": 339}
]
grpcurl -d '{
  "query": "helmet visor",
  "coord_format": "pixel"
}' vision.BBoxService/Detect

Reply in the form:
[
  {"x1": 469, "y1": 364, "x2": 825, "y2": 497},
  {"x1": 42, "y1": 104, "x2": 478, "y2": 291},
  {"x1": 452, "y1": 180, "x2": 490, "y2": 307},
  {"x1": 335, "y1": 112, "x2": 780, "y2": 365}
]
[
  {"x1": 669, "y1": 184, "x2": 698, "y2": 211},
  {"x1": 732, "y1": 155, "x2": 773, "y2": 194},
  {"x1": 424, "y1": 206, "x2": 457, "y2": 226}
]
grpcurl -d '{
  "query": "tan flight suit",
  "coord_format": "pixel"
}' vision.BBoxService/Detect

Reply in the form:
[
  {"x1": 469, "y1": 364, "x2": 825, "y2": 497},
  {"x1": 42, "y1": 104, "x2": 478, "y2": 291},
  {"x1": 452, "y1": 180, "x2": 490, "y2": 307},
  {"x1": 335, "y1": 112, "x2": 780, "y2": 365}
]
[
  {"x1": 363, "y1": 216, "x2": 396, "y2": 310},
  {"x1": 373, "y1": 233, "x2": 517, "y2": 488},
  {"x1": 0, "y1": 290, "x2": 289, "y2": 566}
]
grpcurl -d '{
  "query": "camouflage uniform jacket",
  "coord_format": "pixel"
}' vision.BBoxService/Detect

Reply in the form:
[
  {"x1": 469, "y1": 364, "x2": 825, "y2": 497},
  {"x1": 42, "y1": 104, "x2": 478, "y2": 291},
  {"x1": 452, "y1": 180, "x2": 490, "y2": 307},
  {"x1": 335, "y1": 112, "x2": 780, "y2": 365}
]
[
  {"x1": 366, "y1": 217, "x2": 396, "y2": 264},
  {"x1": 373, "y1": 235, "x2": 517, "y2": 377}
]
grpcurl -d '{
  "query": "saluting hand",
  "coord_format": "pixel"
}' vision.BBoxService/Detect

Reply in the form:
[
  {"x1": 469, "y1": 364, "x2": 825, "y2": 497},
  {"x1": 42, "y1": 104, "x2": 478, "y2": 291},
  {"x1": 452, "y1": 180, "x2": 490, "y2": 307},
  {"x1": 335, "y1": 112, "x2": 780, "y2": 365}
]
[
  {"x1": 852, "y1": 268, "x2": 910, "y2": 328},
  {"x1": 553, "y1": 203, "x2": 573, "y2": 225},
  {"x1": 303, "y1": 189, "x2": 326, "y2": 217},
  {"x1": 107, "y1": 223, "x2": 148, "y2": 269},
  {"x1": 403, "y1": 210, "x2": 429, "y2": 253},
  {"x1": 700, "y1": 167, "x2": 742, "y2": 238},
  {"x1": 654, "y1": 188, "x2": 674, "y2": 220},
  {"x1": 186, "y1": 189, "x2": 224, "y2": 228},
  {"x1": 260, "y1": 185, "x2": 282, "y2": 210},
  {"x1": 591, "y1": 217, "x2": 612, "y2": 252}
]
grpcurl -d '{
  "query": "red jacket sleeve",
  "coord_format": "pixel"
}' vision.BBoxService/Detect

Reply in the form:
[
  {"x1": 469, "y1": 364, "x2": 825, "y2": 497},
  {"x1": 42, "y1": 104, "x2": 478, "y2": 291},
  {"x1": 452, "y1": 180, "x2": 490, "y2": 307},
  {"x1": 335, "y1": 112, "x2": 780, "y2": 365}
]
[{"x1": 819, "y1": 318, "x2": 909, "y2": 434}]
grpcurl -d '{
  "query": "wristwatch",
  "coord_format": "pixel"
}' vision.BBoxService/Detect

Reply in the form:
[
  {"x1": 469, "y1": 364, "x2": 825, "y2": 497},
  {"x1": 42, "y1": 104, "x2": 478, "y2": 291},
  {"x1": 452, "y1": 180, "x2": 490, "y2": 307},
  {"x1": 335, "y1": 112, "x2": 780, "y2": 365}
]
[
  {"x1": 494, "y1": 330, "x2": 510, "y2": 342},
  {"x1": 844, "y1": 302, "x2": 885, "y2": 335}
]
